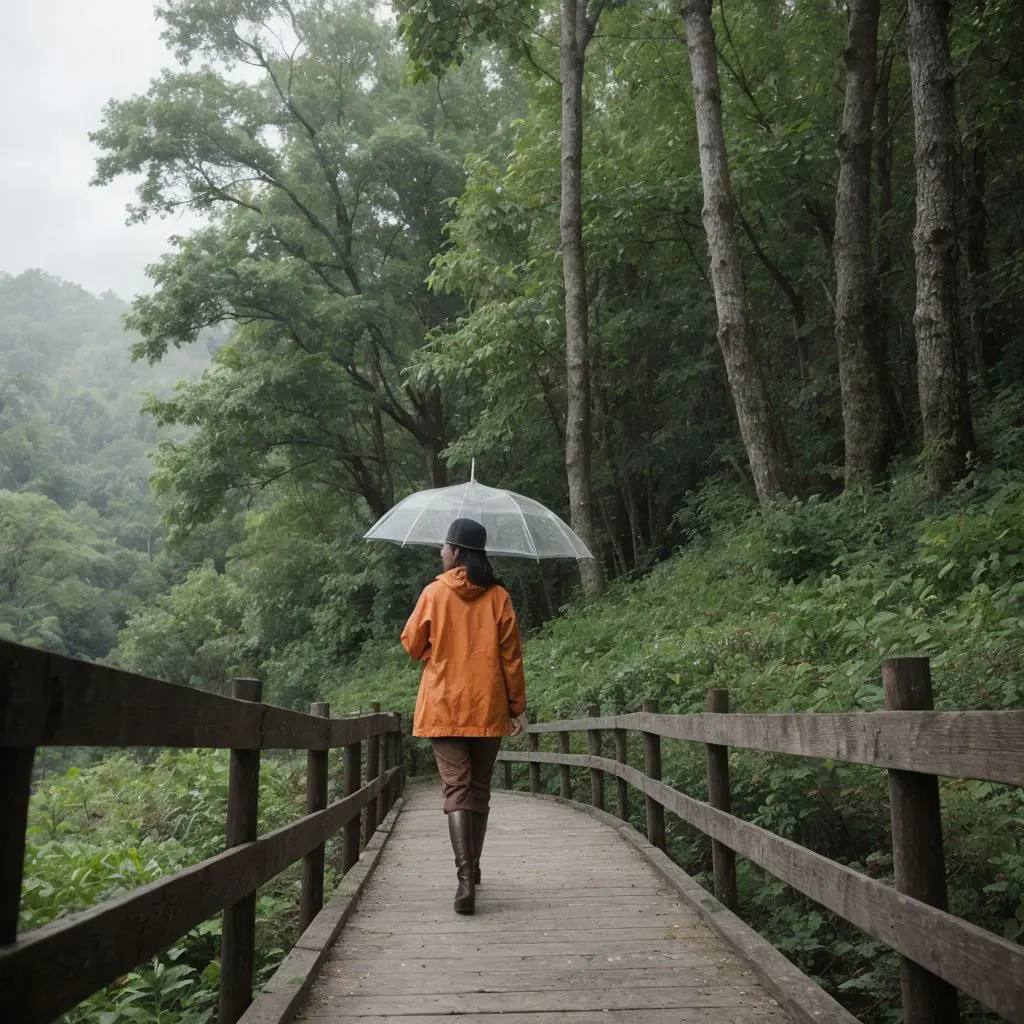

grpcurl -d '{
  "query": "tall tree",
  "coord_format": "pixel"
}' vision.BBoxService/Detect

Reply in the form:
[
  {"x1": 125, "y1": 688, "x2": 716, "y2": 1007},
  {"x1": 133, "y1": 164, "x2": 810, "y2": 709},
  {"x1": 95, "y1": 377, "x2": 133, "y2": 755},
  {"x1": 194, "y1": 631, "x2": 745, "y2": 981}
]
[
  {"x1": 395, "y1": 0, "x2": 605, "y2": 594},
  {"x1": 679, "y1": 0, "x2": 791, "y2": 504},
  {"x1": 907, "y1": 0, "x2": 974, "y2": 491},
  {"x1": 91, "y1": 1, "x2": 495, "y2": 524},
  {"x1": 560, "y1": 0, "x2": 604, "y2": 595},
  {"x1": 834, "y1": 0, "x2": 896, "y2": 484}
]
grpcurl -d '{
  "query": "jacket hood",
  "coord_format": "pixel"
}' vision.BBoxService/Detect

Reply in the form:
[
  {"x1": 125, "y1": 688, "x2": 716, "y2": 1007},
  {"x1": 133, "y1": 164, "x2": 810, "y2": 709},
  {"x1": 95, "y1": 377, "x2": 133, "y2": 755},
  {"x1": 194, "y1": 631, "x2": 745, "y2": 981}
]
[{"x1": 437, "y1": 566, "x2": 489, "y2": 600}]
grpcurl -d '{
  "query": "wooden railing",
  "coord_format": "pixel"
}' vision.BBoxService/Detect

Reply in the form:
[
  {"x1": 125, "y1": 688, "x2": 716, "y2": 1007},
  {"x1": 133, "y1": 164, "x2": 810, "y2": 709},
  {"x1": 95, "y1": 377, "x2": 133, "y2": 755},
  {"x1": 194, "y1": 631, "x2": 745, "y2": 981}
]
[
  {"x1": 0, "y1": 639, "x2": 404, "y2": 1024},
  {"x1": 497, "y1": 656, "x2": 1024, "y2": 1024}
]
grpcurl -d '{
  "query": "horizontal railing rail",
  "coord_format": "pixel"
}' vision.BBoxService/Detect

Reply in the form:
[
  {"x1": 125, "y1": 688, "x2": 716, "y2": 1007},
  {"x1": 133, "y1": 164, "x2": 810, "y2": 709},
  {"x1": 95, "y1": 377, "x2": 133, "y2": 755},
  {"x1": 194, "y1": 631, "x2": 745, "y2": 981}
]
[
  {"x1": 525, "y1": 710, "x2": 1024, "y2": 787},
  {"x1": 0, "y1": 639, "x2": 405, "y2": 1024},
  {"x1": 0, "y1": 640, "x2": 395, "y2": 750},
  {"x1": 497, "y1": 656, "x2": 1024, "y2": 1024}
]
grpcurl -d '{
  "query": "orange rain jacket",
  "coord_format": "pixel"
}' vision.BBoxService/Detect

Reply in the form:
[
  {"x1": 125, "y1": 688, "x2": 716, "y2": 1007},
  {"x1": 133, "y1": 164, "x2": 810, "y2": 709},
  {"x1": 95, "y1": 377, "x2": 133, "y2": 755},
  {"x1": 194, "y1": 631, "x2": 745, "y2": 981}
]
[{"x1": 401, "y1": 567, "x2": 527, "y2": 738}]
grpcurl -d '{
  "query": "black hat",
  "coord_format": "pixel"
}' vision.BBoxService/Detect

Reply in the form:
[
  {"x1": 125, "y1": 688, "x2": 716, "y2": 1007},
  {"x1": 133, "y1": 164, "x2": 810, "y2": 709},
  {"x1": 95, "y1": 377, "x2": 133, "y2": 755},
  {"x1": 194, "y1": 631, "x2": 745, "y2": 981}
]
[{"x1": 446, "y1": 518, "x2": 487, "y2": 551}]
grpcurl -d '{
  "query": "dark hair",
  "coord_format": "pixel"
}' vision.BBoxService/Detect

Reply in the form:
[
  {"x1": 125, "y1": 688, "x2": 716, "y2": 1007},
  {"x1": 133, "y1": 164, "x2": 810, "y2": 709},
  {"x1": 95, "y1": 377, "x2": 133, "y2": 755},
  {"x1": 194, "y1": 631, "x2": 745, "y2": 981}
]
[{"x1": 453, "y1": 546, "x2": 503, "y2": 589}]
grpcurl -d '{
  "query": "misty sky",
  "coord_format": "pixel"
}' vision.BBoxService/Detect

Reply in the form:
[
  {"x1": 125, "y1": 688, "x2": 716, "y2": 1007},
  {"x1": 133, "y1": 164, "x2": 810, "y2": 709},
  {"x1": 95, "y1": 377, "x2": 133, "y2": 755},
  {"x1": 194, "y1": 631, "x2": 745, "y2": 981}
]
[{"x1": 0, "y1": 2, "x2": 203, "y2": 299}]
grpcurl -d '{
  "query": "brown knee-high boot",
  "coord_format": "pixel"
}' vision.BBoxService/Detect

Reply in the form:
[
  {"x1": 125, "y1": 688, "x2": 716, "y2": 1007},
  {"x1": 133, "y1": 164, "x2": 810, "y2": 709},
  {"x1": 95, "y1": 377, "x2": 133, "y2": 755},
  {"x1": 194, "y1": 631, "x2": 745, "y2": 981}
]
[
  {"x1": 471, "y1": 811, "x2": 488, "y2": 885},
  {"x1": 447, "y1": 810, "x2": 475, "y2": 914}
]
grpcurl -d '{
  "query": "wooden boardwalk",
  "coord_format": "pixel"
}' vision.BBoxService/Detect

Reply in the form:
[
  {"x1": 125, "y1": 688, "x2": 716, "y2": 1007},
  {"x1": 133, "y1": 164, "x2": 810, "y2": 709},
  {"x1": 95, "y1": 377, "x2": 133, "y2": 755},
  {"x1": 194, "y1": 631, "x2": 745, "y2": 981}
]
[{"x1": 296, "y1": 783, "x2": 791, "y2": 1023}]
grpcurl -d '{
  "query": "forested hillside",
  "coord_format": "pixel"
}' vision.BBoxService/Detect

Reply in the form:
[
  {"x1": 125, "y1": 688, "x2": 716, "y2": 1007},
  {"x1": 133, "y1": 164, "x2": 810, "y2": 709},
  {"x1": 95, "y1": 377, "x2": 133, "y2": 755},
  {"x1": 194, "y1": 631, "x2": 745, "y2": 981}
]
[
  {"x1": 0, "y1": 270, "x2": 214, "y2": 658},
  {"x1": 8, "y1": 0, "x2": 1024, "y2": 1020}
]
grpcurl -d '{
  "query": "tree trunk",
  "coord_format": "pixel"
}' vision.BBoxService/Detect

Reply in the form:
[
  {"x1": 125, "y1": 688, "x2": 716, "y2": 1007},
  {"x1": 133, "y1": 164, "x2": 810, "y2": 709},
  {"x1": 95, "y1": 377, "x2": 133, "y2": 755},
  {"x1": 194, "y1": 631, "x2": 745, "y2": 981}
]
[
  {"x1": 680, "y1": 0, "x2": 791, "y2": 505},
  {"x1": 907, "y1": 0, "x2": 974, "y2": 493},
  {"x1": 834, "y1": 0, "x2": 897, "y2": 485},
  {"x1": 561, "y1": 0, "x2": 603, "y2": 595},
  {"x1": 961, "y1": 1, "x2": 994, "y2": 372},
  {"x1": 874, "y1": 51, "x2": 894, "y2": 362}
]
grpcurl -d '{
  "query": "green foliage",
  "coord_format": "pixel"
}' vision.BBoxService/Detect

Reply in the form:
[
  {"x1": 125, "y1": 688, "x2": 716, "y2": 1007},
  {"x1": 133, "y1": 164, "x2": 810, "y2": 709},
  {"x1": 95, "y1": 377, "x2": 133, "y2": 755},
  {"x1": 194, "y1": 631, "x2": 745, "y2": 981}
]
[
  {"x1": 341, "y1": 457, "x2": 1024, "y2": 1021},
  {"x1": 0, "y1": 271, "x2": 215, "y2": 659},
  {"x1": 23, "y1": 751, "x2": 310, "y2": 1023}
]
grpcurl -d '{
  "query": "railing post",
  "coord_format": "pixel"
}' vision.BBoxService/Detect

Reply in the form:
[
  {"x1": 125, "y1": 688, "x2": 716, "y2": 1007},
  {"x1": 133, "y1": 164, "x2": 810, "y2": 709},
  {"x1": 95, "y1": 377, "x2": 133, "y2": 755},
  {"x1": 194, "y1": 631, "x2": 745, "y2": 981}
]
[
  {"x1": 363, "y1": 702, "x2": 380, "y2": 848},
  {"x1": 586, "y1": 703, "x2": 604, "y2": 810},
  {"x1": 642, "y1": 698, "x2": 665, "y2": 851},
  {"x1": 392, "y1": 713, "x2": 403, "y2": 803},
  {"x1": 705, "y1": 688, "x2": 738, "y2": 911},
  {"x1": 882, "y1": 657, "x2": 960, "y2": 1024},
  {"x1": 299, "y1": 701, "x2": 330, "y2": 932},
  {"x1": 614, "y1": 727, "x2": 629, "y2": 821},
  {"x1": 0, "y1": 747, "x2": 35, "y2": 945},
  {"x1": 342, "y1": 720, "x2": 361, "y2": 875},
  {"x1": 408, "y1": 721, "x2": 418, "y2": 779},
  {"x1": 503, "y1": 759, "x2": 513, "y2": 790},
  {"x1": 219, "y1": 677, "x2": 262, "y2": 1024},
  {"x1": 528, "y1": 717, "x2": 541, "y2": 794},
  {"x1": 557, "y1": 728, "x2": 571, "y2": 799},
  {"x1": 377, "y1": 714, "x2": 391, "y2": 824}
]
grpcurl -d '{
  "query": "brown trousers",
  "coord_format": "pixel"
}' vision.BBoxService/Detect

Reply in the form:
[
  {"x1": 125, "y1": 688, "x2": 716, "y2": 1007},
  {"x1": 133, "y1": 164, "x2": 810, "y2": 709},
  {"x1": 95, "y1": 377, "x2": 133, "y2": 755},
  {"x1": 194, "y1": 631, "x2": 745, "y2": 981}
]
[{"x1": 431, "y1": 737, "x2": 503, "y2": 814}]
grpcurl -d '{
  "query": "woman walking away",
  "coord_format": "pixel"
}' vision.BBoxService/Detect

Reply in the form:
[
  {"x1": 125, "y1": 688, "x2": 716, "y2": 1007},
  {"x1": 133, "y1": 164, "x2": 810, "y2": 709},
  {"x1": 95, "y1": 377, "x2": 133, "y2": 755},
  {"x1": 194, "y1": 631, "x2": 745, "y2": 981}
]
[{"x1": 401, "y1": 517, "x2": 528, "y2": 915}]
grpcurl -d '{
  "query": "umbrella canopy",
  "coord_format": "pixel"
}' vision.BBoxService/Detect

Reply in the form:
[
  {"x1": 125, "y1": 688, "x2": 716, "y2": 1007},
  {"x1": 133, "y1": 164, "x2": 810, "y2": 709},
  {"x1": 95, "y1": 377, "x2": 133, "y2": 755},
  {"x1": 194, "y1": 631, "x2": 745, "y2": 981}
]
[{"x1": 363, "y1": 466, "x2": 593, "y2": 560}]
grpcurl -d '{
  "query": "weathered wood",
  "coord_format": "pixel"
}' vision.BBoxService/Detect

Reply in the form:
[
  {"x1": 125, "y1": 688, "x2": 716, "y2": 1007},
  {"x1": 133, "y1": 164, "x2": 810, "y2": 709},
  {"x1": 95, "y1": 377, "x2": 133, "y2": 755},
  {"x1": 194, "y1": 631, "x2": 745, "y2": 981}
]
[
  {"x1": 504, "y1": 759, "x2": 513, "y2": 789},
  {"x1": 220, "y1": 678, "x2": 263, "y2": 1024},
  {"x1": 586, "y1": 704, "x2": 604, "y2": 810},
  {"x1": 616, "y1": 825, "x2": 859, "y2": 1024},
  {"x1": 613, "y1": 728, "x2": 629, "y2": 821},
  {"x1": 498, "y1": 750, "x2": 1023, "y2": 1022},
  {"x1": 363, "y1": 702, "x2": 381, "y2": 847},
  {"x1": 0, "y1": 746, "x2": 34, "y2": 944},
  {"x1": 883, "y1": 658, "x2": 960, "y2": 1024},
  {"x1": 342, "y1": 736, "x2": 362, "y2": 874},
  {"x1": 557, "y1": 731, "x2": 572, "y2": 798},
  {"x1": 297, "y1": 787, "x2": 793, "y2": 1024},
  {"x1": 642, "y1": 698, "x2": 665, "y2": 851},
  {"x1": 706, "y1": 689, "x2": 737, "y2": 912},
  {"x1": 0, "y1": 640, "x2": 398, "y2": 751},
  {"x1": 377, "y1": 720, "x2": 392, "y2": 823},
  {"x1": 528, "y1": 730, "x2": 541, "y2": 794},
  {"x1": 0, "y1": 770, "x2": 397, "y2": 1024},
  {"x1": 391, "y1": 715, "x2": 403, "y2": 806},
  {"x1": 300, "y1": 702, "x2": 331, "y2": 934},
  {"x1": 525, "y1": 709, "x2": 1024, "y2": 786},
  {"x1": 238, "y1": 799, "x2": 405, "y2": 1024}
]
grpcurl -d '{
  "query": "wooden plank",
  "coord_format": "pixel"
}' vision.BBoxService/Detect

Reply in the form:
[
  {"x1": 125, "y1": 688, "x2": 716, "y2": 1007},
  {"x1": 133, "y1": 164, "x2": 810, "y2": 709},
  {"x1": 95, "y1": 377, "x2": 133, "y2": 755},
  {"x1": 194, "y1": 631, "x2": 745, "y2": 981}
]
[
  {"x1": 220, "y1": 678, "x2": 263, "y2": 1024},
  {"x1": 342, "y1": 738, "x2": 362, "y2": 873},
  {"x1": 500, "y1": 750, "x2": 1024, "y2": 1021},
  {"x1": 237, "y1": 798, "x2": 406, "y2": 1024},
  {"x1": 587, "y1": 703, "x2": 604, "y2": 810},
  {"x1": 293, "y1": 785, "x2": 793, "y2": 1024},
  {"x1": 0, "y1": 769, "x2": 397, "y2": 1024},
  {"x1": 523, "y1": 709, "x2": 1024, "y2": 786},
  {"x1": 705, "y1": 689, "x2": 738, "y2": 912},
  {"x1": 883, "y1": 659, "x2": 959, "y2": 1024},
  {"x1": 301, "y1": 986, "x2": 777, "y2": 1014},
  {"x1": 557, "y1": 730, "x2": 572, "y2": 798},
  {"x1": 298, "y1": 1012, "x2": 788, "y2": 1024},
  {"x1": 363, "y1": 702, "x2": 380, "y2": 847},
  {"x1": 300, "y1": 702, "x2": 331, "y2": 933},
  {"x1": 642, "y1": 698, "x2": 665, "y2": 850},
  {"x1": 0, "y1": 746, "x2": 34, "y2": 943},
  {"x1": 528, "y1": 729, "x2": 541, "y2": 794},
  {"x1": 0, "y1": 640, "x2": 399, "y2": 750},
  {"x1": 314, "y1": 966, "x2": 755, "y2": 995}
]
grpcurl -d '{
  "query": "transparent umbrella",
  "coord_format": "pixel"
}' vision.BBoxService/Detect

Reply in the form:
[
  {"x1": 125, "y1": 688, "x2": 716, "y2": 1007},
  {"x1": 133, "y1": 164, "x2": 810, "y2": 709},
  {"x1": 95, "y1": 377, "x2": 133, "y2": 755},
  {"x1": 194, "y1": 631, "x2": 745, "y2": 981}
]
[{"x1": 363, "y1": 462, "x2": 593, "y2": 560}]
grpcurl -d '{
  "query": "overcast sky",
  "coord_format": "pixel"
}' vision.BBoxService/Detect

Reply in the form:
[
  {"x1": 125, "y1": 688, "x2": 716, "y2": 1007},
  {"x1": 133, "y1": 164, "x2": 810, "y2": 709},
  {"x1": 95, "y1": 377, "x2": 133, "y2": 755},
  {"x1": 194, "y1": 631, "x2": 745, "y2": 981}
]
[{"x1": 0, "y1": 2, "x2": 203, "y2": 300}]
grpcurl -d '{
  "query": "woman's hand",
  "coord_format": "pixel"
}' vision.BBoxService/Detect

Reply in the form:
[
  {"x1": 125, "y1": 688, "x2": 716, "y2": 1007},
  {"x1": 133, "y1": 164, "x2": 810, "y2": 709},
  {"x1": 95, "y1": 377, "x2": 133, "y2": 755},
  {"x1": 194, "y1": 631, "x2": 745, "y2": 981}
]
[{"x1": 510, "y1": 712, "x2": 528, "y2": 737}]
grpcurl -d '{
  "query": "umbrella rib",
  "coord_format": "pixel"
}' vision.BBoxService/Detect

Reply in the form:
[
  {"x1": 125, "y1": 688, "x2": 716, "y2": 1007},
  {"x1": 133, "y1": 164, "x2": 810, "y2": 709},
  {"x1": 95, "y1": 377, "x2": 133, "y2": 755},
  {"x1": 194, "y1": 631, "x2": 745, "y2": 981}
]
[
  {"x1": 399, "y1": 495, "x2": 437, "y2": 548},
  {"x1": 549, "y1": 505, "x2": 591, "y2": 559},
  {"x1": 505, "y1": 491, "x2": 540, "y2": 561}
]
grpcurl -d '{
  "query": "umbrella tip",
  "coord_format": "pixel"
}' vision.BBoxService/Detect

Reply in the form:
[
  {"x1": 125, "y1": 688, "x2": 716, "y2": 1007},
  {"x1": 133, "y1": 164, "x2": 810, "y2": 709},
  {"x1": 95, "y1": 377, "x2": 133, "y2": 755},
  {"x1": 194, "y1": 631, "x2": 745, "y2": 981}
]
[{"x1": 471, "y1": 457, "x2": 476, "y2": 482}]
